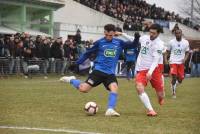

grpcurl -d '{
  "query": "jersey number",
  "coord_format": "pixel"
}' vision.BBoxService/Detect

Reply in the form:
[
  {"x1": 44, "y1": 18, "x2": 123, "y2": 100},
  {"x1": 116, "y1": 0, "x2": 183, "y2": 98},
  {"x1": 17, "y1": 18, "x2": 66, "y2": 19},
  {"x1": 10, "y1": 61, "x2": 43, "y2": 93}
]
[{"x1": 141, "y1": 46, "x2": 149, "y2": 54}]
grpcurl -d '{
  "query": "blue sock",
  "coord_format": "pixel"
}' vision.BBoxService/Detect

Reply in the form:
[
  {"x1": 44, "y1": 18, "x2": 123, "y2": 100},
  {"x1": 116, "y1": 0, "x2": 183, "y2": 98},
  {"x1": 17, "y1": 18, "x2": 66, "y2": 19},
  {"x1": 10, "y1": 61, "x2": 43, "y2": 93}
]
[
  {"x1": 70, "y1": 79, "x2": 81, "y2": 89},
  {"x1": 108, "y1": 92, "x2": 118, "y2": 109},
  {"x1": 129, "y1": 71, "x2": 132, "y2": 78}
]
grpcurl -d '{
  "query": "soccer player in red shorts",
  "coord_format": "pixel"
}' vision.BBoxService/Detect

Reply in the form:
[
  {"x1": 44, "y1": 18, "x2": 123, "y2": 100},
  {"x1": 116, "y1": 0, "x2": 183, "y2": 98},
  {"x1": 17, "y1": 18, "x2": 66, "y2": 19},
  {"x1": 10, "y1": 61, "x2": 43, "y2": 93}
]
[
  {"x1": 165, "y1": 29, "x2": 189, "y2": 98},
  {"x1": 118, "y1": 24, "x2": 165, "y2": 116},
  {"x1": 134, "y1": 24, "x2": 165, "y2": 116}
]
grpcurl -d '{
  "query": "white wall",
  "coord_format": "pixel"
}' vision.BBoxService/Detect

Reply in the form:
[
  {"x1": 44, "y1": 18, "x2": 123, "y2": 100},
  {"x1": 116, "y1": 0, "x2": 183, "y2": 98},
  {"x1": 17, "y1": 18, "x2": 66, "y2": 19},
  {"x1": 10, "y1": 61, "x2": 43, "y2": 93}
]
[{"x1": 54, "y1": 22, "x2": 104, "y2": 41}]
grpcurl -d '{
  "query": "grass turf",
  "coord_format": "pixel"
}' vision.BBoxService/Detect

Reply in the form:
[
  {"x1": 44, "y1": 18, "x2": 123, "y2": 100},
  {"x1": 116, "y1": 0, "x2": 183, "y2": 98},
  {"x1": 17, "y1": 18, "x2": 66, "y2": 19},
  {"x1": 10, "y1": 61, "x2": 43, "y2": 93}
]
[{"x1": 0, "y1": 76, "x2": 200, "y2": 134}]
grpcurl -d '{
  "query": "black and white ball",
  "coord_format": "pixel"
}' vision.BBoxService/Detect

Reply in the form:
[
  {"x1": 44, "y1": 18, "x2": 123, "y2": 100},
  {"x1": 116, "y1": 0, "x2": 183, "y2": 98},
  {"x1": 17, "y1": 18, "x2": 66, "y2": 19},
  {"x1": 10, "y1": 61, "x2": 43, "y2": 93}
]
[{"x1": 84, "y1": 102, "x2": 98, "y2": 115}]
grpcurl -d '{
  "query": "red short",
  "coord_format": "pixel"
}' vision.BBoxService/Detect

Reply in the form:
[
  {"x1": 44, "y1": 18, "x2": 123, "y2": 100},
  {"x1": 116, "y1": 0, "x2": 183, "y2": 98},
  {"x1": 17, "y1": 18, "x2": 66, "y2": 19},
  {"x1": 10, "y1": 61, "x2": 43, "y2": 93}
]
[
  {"x1": 135, "y1": 67, "x2": 164, "y2": 91},
  {"x1": 170, "y1": 64, "x2": 184, "y2": 80},
  {"x1": 158, "y1": 64, "x2": 164, "y2": 73}
]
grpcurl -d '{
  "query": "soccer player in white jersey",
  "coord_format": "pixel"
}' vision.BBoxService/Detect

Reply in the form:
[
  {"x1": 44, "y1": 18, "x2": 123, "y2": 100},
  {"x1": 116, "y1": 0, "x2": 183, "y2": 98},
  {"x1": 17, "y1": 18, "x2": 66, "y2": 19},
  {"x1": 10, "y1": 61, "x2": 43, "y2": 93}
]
[
  {"x1": 134, "y1": 24, "x2": 165, "y2": 116},
  {"x1": 165, "y1": 29, "x2": 190, "y2": 98},
  {"x1": 116, "y1": 24, "x2": 165, "y2": 116}
]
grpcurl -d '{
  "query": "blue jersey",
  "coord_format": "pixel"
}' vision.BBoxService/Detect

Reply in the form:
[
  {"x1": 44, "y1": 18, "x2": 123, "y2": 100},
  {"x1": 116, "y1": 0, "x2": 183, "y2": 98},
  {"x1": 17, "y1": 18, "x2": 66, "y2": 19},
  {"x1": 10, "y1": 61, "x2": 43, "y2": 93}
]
[
  {"x1": 76, "y1": 37, "x2": 136, "y2": 74},
  {"x1": 124, "y1": 48, "x2": 137, "y2": 62}
]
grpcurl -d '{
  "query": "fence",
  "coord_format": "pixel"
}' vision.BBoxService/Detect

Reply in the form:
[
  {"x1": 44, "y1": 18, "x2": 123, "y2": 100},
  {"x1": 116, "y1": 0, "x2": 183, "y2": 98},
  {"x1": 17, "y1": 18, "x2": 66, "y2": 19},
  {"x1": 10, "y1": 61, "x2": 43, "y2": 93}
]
[
  {"x1": 0, "y1": 58, "x2": 128, "y2": 77},
  {"x1": 0, "y1": 58, "x2": 77, "y2": 76},
  {"x1": 0, "y1": 58, "x2": 193, "y2": 78}
]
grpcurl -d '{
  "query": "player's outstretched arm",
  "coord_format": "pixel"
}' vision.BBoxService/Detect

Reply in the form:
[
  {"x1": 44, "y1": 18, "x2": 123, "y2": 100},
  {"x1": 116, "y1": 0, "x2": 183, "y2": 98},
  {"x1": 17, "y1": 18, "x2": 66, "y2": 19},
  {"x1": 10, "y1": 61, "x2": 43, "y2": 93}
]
[
  {"x1": 76, "y1": 41, "x2": 99, "y2": 65},
  {"x1": 119, "y1": 32, "x2": 135, "y2": 41},
  {"x1": 147, "y1": 49, "x2": 163, "y2": 79}
]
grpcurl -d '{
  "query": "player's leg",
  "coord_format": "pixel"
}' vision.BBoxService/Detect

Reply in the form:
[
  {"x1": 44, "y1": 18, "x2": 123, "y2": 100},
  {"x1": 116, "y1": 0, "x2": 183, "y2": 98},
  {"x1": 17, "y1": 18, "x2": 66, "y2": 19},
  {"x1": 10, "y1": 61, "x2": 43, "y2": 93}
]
[
  {"x1": 126, "y1": 62, "x2": 131, "y2": 80},
  {"x1": 60, "y1": 75, "x2": 92, "y2": 91},
  {"x1": 135, "y1": 71, "x2": 157, "y2": 116},
  {"x1": 177, "y1": 64, "x2": 185, "y2": 84},
  {"x1": 171, "y1": 74, "x2": 177, "y2": 98},
  {"x1": 170, "y1": 64, "x2": 178, "y2": 98},
  {"x1": 130, "y1": 62, "x2": 135, "y2": 78},
  {"x1": 150, "y1": 67, "x2": 165, "y2": 105},
  {"x1": 59, "y1": 70, "x2": 101, "y2": 93},
  {"x1": 104, "y1": 75, "x2": 120, "y2": 117}
]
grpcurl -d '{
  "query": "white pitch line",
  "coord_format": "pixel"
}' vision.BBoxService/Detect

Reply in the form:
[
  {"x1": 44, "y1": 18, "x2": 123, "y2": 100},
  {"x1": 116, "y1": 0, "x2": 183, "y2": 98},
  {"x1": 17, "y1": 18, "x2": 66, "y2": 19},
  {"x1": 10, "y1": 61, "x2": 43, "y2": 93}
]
[{"x1": 0, "y1": 126, "x2": 102, "y2": 134}]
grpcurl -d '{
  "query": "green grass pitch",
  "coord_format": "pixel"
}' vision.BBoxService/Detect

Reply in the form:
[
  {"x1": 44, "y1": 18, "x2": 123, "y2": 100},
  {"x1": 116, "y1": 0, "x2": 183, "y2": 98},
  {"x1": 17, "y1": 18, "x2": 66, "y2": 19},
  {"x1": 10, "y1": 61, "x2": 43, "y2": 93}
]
[{"x1": 0, "y1": 76, "x2": 200, "y2": 134}]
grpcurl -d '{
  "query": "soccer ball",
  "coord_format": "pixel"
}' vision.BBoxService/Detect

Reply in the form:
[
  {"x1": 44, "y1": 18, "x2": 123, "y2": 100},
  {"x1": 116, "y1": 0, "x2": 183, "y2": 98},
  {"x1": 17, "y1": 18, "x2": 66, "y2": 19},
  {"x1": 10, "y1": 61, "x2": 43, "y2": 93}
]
[{"x1": 84, "y1": 101, "x2": 98, "y2": 115}]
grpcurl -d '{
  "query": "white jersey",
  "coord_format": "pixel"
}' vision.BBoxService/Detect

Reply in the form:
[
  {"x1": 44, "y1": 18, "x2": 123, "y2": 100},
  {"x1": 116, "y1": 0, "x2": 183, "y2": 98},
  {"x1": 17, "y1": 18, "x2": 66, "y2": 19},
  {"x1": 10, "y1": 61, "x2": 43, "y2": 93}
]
[
  {"x1": 167, "y1": 38, "x2": 190, "y2": 64},
  {"x1": 158, "y1": 46, "x2": 167, "y2": 64},
  {"x1": 135, "y1": 35, "x2": 164, "y2": 73}
]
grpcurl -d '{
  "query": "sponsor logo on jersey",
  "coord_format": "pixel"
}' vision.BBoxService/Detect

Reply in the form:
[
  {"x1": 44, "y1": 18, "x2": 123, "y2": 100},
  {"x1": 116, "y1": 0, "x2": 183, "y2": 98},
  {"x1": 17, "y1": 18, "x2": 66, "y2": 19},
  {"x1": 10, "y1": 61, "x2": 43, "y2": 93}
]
[
  {"x1": 127, "y1": 50, "x2": 134, "y2": 55},
  {"x1": 104, "y1": 49, "x2": 116, "y2": 57},
  {"x1": 174, "y1": 49, "x2": 182, "y2": 55}
]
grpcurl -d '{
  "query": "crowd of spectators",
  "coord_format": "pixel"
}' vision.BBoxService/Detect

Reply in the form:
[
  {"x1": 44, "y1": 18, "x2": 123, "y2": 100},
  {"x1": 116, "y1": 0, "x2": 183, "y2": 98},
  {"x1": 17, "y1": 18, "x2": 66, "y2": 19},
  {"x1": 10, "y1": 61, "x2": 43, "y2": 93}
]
[
  {"x1": 74, "y1": 0, "x2": 196, "y2": 31},
  {"x1": 0, "y1": 30, "x2": 199, "y2": 78},
  {"x1": 0, "y1": 30, "x2": 94, "y2": 78}
]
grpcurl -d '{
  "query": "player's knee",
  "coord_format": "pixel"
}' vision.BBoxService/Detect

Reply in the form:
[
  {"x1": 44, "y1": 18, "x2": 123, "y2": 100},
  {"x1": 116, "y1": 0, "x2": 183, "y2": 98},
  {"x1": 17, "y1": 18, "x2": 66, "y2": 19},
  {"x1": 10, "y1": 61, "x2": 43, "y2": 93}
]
[
  {"x1": 79, "y1": 84, "x2": 90, "y2": 93},
  {"x1": 177, "y1": 79, "x2": 182, "y2": 84},
  {"x1": 109, "y1": 83, "x2": 118, "y2": 93},
  {"x1": 136, "y1": 83, "x2": 144, "y2": 94}
]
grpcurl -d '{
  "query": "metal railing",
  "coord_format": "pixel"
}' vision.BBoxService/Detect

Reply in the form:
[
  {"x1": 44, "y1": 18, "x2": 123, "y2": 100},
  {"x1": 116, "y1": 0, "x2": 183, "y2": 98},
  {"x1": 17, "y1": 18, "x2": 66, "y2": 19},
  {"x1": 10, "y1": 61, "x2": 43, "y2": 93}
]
[{"x1": 0, "y1": 57, "x2": 76, "y2": 77}]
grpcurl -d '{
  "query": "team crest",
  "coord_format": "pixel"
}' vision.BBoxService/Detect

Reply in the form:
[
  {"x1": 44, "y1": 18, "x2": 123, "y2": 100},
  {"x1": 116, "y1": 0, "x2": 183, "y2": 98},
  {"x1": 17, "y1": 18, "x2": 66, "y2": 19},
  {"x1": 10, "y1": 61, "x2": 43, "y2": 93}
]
[{"x1": 157, "y1": 50, "x2": 162, "y2": 54}]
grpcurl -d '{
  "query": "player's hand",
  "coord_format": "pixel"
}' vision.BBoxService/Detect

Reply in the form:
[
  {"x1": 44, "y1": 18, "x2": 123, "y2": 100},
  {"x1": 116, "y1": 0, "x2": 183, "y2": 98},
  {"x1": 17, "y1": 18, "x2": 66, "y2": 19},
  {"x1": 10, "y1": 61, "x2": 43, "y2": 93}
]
[
  {"x1": 115, "y1": 32, "x2": 122, "y2": 36},
  {"x1": 146, "y1": 72, "x2": 152, "y2": 80},
  {"x1": 164, "y1": 60, "x2": 169, "y2": 65}
]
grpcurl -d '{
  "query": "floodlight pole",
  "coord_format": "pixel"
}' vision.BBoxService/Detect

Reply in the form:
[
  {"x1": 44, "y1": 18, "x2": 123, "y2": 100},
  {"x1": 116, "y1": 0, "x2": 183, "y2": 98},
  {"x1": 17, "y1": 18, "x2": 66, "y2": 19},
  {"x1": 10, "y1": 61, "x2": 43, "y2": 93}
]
[{"x1": 191, "y1": 0, "x2": 194, "y2": 21}]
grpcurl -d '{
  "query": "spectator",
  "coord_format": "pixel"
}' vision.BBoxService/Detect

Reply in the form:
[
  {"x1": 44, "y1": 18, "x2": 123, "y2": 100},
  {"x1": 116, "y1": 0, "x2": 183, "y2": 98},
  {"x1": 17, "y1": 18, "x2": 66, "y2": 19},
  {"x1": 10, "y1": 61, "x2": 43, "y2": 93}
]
[
  {"x1": 190, "y1": 48, "x2": 200, "y2": 77},
  {"x1": 41, "y1": 38, "x2": 51, "y2": 78},
  {"x1": 0, "y1": 35, "x2": 10, "y2": 78},
  {"x1": 15, "y1": 40, "x2": 24, "y2": 75},
  {"x1": 23, "y1": 39, "x2": 36, "y2": 78},
  {"x1": 8, "y1": 35, "x2": 16, "y2": 74},
  {"x1": 50, "y1": 37, "x2": 63, "y2": 73}
]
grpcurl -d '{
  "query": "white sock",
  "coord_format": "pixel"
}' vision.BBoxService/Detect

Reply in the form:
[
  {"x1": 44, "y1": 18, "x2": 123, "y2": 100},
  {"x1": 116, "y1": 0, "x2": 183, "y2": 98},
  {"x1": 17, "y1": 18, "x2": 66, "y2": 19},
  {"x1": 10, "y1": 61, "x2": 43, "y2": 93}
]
[
  {"x1": 139, "y1": 92, "x2": 153, "y2": 111},
  {"x1": 172, "y1": 84, "x2": 177, "y2": 94},
  {"x1": 176, "y1": 80, "x2": 180, "y2": 86}
]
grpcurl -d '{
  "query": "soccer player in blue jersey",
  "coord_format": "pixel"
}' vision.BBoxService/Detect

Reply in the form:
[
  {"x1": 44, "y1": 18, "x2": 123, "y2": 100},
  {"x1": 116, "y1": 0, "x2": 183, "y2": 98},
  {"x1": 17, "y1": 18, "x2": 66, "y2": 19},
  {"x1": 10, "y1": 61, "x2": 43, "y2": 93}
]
[
  {"x1": 60, "y1": 24, "x2": 136, "y2": 117},
  {"x1": 124, "y1": 48, "x2": 138, "y2": 80},
  {"x1": 124, "y1": 32, "x2": 140, "y2": 80}
]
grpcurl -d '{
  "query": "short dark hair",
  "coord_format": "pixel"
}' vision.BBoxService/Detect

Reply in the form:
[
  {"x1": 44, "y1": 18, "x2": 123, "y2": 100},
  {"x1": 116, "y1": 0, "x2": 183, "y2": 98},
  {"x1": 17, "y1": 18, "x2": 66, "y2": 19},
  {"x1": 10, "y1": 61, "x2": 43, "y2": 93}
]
[
  {"x1": 104, "y1": 24, "x2": 116, "y2": 32},
  {"x1": 175, "y1": 28, "x2": 182, "y2": 33},
  {"x1": 149, "y1": 24, "x2": 162, "y2": 33}
]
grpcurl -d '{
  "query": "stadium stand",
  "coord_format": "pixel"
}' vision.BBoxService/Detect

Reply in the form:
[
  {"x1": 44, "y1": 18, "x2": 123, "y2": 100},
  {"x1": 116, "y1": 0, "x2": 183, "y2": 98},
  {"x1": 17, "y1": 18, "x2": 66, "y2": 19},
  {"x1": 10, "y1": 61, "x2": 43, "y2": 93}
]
[{"x1": 74, "y1": 0, "x2": 196, "y2": 31}]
